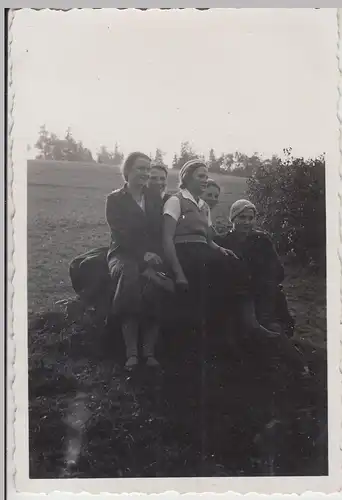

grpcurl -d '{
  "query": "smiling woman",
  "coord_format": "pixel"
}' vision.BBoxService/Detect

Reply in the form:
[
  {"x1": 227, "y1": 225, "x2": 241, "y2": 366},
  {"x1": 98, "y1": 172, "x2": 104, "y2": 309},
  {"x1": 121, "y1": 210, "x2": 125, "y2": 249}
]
[{"x1": 105, "y1": 152, "x2": 165, "y2": 369}]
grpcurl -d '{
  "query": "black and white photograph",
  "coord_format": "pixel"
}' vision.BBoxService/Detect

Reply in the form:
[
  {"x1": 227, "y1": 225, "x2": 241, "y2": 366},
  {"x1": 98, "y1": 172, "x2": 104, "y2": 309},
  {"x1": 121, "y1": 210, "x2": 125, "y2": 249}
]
[{"x1": 8, "y1": 7, "x2": 341, "y2": 496}]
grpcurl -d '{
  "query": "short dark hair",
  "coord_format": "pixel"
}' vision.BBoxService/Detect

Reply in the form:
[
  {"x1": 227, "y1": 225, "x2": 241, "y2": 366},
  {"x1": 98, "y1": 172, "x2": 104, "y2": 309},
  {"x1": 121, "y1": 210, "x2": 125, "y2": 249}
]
[
  {"x1": 206, "y1": 178, "x2": 221, "y2": 192},
  {"x1": 151, "y1": 163, "x2": 168, "y2": 176},
  {"x1": 122, "y1": 152, "x2": 151, "y2": 181}
]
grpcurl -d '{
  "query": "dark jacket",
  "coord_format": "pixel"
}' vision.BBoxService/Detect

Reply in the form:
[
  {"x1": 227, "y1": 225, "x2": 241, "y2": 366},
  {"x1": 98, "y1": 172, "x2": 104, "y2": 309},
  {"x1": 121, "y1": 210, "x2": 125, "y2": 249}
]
[
  {"x1": 216, "y1": 229, "x2": 285, "y2": 285},
  {"x1": 106, "y1": 184, "x2": 164, "y2": 268}
]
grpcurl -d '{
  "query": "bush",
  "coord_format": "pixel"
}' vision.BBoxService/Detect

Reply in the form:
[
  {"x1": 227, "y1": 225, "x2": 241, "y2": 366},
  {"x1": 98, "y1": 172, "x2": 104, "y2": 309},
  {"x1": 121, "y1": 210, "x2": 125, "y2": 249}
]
[{"x1": 246, "y1": 150, "x2": 326, "y2": 268}]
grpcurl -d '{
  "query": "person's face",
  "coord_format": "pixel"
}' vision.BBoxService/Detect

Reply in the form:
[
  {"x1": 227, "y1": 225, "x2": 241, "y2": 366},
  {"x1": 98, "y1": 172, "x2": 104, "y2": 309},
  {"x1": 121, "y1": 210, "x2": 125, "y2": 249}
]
[
  {"x1": 127, "y1": 156, "x2": 151, "y2": 187},
  {"x1": 202, "y1": 185, "x2": 220, "y2": 209},
  {"x1": 148, "y1": 167, "x2": 167, "y2": 195},
  {"x1": 233, "y1": 208, "x2": 256, "y2": 234},
  {"x1": 187, "y1": 166, "x2": 208, "y2": 196}
]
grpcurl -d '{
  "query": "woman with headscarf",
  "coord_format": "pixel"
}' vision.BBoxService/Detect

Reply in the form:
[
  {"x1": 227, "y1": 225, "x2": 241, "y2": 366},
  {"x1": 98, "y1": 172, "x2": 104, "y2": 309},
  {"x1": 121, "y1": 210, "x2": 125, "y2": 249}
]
[
  {"x1": 105, "y1": 152, "x2": 164, "y2": 369},
  {"x1": 217, "y1": 199, "x2": 295, "y2": 336}
]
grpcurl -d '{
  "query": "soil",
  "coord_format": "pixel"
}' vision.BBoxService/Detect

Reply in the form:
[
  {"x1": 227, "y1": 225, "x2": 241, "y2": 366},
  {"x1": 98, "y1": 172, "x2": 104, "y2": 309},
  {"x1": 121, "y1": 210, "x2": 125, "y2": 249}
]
[{"x1": 28, "y1": 265, "x2": 327, "y2": 479}]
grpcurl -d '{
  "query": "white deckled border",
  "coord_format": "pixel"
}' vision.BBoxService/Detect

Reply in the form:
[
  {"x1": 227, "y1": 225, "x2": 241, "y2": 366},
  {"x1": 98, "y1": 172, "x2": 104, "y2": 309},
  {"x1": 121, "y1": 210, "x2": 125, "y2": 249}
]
[
  {"x1": 337, "y1": 7, "x2": 342, "y2": 490},
  {"x1": 7, "y1": 7, "x2": 17, "y2": 498},
  {"x1": 6, "y1": 7, "x2": 342, "y2": 498}
]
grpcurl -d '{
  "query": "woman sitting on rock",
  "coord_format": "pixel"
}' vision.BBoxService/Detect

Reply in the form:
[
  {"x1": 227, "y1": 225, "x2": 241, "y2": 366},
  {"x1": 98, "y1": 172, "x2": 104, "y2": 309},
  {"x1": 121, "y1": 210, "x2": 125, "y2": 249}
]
[
  {"x1": 105, "y1": 152, "x2": 165, "y2": 369},
  {"x1": 216, "y1": 199, "x2": 295, "y2": 337}
]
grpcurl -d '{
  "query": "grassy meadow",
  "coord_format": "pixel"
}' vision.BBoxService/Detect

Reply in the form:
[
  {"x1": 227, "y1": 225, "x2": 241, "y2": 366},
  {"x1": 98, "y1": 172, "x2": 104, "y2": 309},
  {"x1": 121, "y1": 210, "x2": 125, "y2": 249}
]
[{"x1": 27, "y1": 160, "x2": 247, "y2": 312}]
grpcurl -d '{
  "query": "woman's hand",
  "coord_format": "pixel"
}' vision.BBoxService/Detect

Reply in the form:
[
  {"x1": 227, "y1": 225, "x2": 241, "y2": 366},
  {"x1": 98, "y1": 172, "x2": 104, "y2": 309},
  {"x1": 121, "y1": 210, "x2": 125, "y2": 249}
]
[
  {"x1": 144, "y1": 252, "x2": 163, "y2": 267},
  {"x1": 218, "y1": 246, "x2": 239, "y2": 259},
  {"x1": 175, "y1": 271, "x2": 189, "y2": 291}
]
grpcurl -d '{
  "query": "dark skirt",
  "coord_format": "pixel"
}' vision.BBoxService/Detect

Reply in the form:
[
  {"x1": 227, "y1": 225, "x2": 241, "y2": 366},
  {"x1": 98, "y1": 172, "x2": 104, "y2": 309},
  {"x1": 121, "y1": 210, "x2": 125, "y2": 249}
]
[
  {"x1": 107, "y1": 252, "x2": 160, "y2": 320},
  {"x1": 175, "y1": 242, "x2": 250, "y2": 305},
  {"x1": 163, "y1": 242, "x2": 252, "y2": 342}
]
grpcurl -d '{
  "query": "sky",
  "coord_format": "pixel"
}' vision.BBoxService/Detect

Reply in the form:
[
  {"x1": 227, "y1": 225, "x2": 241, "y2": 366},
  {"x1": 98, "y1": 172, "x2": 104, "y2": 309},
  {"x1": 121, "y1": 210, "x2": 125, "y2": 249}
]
[{"x1": 11, "y1": 8, "x2": 337, "y2": 165}]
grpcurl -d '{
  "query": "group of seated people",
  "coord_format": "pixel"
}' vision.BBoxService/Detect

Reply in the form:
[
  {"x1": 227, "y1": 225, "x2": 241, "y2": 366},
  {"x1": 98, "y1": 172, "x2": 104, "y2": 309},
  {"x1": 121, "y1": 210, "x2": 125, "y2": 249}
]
[{"x1": 70, "y1": 151, "x2": 304, "y2": 374}]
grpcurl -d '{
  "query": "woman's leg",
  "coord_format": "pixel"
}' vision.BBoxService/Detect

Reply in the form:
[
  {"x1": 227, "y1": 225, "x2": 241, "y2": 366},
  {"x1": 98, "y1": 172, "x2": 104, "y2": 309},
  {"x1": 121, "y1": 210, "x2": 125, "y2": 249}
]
[
  {"x1": 107, "y1": 254, "x2": 142, "y2": 368},
  {"x1": 205, "y1": 247, "x2": 279, "y2": 338},
  {"x1": 142, "y1": 320, "x2": 160, "y2": 366},
  {"x1": 122, "y1": 316, "x2": 139, "y2": 368}
]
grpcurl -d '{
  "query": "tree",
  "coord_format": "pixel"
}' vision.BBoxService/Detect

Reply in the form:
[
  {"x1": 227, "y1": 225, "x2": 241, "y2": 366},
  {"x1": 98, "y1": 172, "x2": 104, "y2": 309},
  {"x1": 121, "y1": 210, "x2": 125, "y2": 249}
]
[
  {"x1": 172, "y1": 154, "x2": 179, "y2": 169},
  {"x1": 112, "y1": 143, "x2": 124, "y2": 167},
  {"x1": 172, "y1": 141, "x2": 197, "y2": 169},
  {"x1": 97, "y1": 143, "x2": 124, "y2": 166},
  {"x1": 208, "y1": 148, "x2": 224, "y2": 174},
  {"x1": 97, "y1": 146, "x2": 111, "y2": 164},
  {"x1": 247, "y1": 151, "x2": 326, "y2": 267},
  {"x1": 34, "y1": 125, "x2": 94, "y2": 162},
  {"x1": 35, "y1": 125, "x2": 53, "y2": 160},
  {"x1": 154, "y1": 148, "x2": 166, "y2": 166}
]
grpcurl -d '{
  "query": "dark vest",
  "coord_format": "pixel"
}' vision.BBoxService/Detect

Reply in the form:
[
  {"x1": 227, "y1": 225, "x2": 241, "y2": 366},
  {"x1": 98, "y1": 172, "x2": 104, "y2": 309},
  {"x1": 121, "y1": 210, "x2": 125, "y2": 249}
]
[{"x1": 174, "y1": 194, "x2": 209, "y2": 244}]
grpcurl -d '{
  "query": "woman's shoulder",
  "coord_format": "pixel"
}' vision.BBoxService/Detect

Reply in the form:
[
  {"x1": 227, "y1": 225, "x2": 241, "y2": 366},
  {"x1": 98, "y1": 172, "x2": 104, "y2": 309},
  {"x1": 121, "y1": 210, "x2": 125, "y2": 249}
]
[
  {"x1": 164, "y1": 192, "x2": 181, "y2": 203},
  {"x1": 107, "y1": 186, "x2": 126, "y2": 202}
]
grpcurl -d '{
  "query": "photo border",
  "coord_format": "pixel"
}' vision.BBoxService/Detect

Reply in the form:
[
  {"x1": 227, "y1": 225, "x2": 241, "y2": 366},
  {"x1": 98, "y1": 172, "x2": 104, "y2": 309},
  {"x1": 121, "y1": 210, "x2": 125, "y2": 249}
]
[{"x1": 6, "y1": 5, "x2": 342, "y2": 499}]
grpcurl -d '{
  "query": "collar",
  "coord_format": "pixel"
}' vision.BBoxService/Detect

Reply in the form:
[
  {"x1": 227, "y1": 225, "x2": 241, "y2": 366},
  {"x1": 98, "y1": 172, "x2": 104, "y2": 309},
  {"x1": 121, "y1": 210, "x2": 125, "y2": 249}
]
[
  {"x1": 180, "y1": 189, "x2": 206, "y2": 209},
  {"x1": 121, "y1": 182, "x2": 148, "y2": 196}
]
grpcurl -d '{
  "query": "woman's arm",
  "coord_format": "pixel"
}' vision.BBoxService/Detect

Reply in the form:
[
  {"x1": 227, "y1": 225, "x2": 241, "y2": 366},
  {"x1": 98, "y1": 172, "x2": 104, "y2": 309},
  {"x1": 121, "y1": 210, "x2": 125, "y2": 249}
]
[
  {"x1": 207, "y1": 226, "x2": 238, "y2": 258},
  {"x1": 163, "y1": 214, "x2": 188, "y2": 284},
  {"x1": 262, "y1": 235, "x2": 285, "y2": 283}
]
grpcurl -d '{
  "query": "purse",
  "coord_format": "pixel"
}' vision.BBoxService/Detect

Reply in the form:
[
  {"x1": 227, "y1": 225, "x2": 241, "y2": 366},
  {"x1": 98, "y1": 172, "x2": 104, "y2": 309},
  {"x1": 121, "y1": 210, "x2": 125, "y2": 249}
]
[{"x1": 141, "y1": 267, "x2": 175, "y2": 294}]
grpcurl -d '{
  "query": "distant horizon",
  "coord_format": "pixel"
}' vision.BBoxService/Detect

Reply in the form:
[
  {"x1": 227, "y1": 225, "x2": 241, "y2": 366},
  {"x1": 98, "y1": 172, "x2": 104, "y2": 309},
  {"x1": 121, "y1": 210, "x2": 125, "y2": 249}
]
[{"x1": 27, "y1": 129, "x2": 326, "y2": 168}]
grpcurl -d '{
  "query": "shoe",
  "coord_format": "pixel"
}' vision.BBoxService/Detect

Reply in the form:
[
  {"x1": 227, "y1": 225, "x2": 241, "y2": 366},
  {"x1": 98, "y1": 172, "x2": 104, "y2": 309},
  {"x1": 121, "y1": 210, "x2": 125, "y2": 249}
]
[
  {"x1": 250, "y1": 324, "x2": 281, "y2": 339},
  {"x1": 145, "y1": 356, "x2": 160, "y2": 368},
  {"x1": 264, "y1": 321, "x2": 283, "y2": 334},
  {"x1": 125, "y1": 355, "x2": 138, "y2": 370}
]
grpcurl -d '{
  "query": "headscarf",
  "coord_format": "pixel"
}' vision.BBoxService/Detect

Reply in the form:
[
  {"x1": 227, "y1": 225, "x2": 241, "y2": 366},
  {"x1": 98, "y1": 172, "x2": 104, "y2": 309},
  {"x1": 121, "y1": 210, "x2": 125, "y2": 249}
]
[
  {"x1": 229, "y1": 199, "x2": 257, "y2": 222},
  {"x1": 179, "y1": 159, "x2": 207, "y2": 189}
]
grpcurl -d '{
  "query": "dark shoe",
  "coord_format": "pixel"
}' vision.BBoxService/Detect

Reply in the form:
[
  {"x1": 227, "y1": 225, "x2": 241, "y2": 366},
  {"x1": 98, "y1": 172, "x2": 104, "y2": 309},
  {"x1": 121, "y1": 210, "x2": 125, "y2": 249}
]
[{"x1": 249, "y1": 324, "x2": 281, "y2": 339}]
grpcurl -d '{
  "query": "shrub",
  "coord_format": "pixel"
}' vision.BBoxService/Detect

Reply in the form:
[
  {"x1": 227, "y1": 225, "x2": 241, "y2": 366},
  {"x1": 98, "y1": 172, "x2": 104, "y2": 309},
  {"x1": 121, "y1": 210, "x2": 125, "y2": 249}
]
[{"x1": 246, "y1": 150, "x2": 326, "y2": 268}]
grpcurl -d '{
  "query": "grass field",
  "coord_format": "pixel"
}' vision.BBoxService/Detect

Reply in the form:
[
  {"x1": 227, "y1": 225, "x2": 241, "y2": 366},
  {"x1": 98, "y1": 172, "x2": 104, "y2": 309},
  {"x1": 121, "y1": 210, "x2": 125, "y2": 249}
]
[{"x1": 28, "y1": 159, "x2": 327, "y2": 478}]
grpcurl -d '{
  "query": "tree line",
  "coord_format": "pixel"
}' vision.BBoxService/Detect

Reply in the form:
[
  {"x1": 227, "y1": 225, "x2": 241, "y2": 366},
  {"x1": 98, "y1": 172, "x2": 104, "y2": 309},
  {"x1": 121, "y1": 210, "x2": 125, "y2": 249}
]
[{"x1": 33, "y1": 126, "x2": 270, "y2": 177}]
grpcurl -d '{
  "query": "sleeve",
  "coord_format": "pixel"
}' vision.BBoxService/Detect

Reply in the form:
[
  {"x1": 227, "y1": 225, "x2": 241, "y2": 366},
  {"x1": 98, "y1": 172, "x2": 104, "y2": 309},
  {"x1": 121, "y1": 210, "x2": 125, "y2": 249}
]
[
  {"x1": 163, "y1": 195, "x2": 181, "y2": 222},
  {"x1": 258, "y1": 234, "x2": 284, "y2": 283}
]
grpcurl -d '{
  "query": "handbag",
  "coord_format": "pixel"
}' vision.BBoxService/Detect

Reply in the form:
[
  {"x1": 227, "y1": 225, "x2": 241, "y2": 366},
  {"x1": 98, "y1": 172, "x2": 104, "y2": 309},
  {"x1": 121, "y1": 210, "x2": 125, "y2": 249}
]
[{"x1": 141, "y1": 267, "x2": 175, "y2": 294}]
